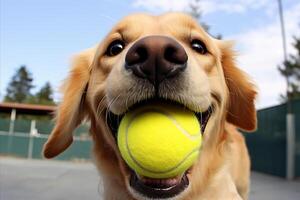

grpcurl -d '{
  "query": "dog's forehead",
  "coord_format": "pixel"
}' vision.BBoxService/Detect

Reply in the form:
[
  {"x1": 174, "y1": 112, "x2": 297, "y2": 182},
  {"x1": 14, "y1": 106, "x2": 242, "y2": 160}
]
[{"x1": 111, "y1": 13, "x2": 202, "y2": 40}]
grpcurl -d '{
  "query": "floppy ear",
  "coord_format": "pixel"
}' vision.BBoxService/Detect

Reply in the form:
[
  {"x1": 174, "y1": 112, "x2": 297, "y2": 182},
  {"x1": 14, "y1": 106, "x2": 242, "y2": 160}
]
[
  {"x1": 43, "y1": 48, "x2": 95, "y2": 158},
  {"x1": 220, "y1": 42, "x2": 257, "y2": 132}
]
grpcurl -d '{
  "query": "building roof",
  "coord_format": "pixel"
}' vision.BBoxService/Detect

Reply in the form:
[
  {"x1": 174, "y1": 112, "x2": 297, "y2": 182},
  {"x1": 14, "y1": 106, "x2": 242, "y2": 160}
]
[{"x1": 0, "y1": 102, "x2": 56, "y2": 115}]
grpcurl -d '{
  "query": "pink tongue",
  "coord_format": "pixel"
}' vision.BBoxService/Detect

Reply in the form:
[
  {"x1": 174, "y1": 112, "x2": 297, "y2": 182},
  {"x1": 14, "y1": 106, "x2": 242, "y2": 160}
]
[{"x1": 139, "y1": 175, "x2": 182, "y2": 187}]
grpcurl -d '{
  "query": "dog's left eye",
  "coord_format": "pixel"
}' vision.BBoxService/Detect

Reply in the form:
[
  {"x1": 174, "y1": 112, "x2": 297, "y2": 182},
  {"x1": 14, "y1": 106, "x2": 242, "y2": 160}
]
[
  {"x1": 106, "y1": 40, "x2": 125, "y2": 56},
  {"x1": 191, "y1": 39, "x2": 207, "y2": 54}
]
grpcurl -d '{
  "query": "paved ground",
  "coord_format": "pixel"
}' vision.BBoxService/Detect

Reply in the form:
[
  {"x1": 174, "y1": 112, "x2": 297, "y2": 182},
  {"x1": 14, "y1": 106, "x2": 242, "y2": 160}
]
[{"x1": 1, "y1": 157, "x2": 299, "y2": 200}]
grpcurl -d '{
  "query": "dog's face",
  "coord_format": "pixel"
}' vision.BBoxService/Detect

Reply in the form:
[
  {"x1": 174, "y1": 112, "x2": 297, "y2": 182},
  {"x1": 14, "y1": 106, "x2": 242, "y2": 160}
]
[{"x1": 43, "y1": 13, "x2": 256, "y2": 200}]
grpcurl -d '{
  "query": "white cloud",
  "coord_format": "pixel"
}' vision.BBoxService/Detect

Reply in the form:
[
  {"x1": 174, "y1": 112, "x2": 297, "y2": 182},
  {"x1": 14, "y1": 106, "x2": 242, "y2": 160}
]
[
  {"x1": 229, "y1": 3, "x2": 300, "y2": 108},
  {"x1": 132, "y1": 0, "x2": 273, "y2": 15},
  {"x1": 133, "y1": 0, "x2": 189, "y2": 13}
]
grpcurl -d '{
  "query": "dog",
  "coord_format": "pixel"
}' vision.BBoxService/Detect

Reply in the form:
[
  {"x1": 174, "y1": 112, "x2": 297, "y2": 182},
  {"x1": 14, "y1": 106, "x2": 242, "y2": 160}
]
[{"x1": 43, "y1": 12, "x2": 257, "y2": 200}]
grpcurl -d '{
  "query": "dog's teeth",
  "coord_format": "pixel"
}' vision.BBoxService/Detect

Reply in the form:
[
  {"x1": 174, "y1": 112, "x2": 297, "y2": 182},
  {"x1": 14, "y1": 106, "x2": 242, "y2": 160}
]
[
  {"x1": 135, "y1": 173, "x2": 184, "y2": 187},
  {"x1": 169, "y1": 178, "x2": 179, "y2": 185}
]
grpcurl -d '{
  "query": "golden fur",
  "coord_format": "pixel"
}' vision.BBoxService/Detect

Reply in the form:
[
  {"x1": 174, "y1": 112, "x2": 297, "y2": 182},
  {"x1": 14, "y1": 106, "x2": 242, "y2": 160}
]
[{"x1": 43, "y1": 13, "x2": 256, "y2": 200}]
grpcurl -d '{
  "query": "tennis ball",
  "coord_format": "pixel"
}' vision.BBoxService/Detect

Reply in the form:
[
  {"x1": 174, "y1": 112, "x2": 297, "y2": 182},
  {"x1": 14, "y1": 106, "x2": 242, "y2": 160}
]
[{"x1": 117, "y1": 102, "x2": 202, "y2": 179}]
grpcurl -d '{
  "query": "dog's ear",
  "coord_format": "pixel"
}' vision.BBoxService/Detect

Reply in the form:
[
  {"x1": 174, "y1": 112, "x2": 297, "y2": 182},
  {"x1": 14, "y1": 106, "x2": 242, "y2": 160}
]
[
  {"x1": 43, "y1": 48, "x2": 95, "y2": 158},
  {"x1": 220, "y1": 42, "x2": 257, "y2": 132}
]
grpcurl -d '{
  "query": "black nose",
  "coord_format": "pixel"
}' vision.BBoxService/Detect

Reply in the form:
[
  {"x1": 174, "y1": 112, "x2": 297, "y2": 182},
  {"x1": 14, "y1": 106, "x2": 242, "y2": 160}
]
[{"x1": 125, "y1": 36, "x2": 188, "y2": 86}]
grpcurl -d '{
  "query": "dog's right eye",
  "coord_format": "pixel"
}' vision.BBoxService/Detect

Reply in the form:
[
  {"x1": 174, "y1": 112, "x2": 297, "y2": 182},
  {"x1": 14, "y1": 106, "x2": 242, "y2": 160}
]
[
  {"x1": 106, "y1": 40, "x2": 125, "y2": 56},
  {"x1": 191, "y1": 39, "x2": 207, "y2": 55}
]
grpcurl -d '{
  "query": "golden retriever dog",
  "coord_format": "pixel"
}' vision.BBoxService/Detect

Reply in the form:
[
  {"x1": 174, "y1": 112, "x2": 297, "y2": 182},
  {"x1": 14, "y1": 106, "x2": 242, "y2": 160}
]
[{"x1": 43, "y1": 13, "x2": 256, "y2": 200}]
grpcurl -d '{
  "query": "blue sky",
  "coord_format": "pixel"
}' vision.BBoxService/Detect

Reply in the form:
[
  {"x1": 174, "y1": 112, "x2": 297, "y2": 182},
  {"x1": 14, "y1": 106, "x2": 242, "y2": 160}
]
[{"x1": 1, "y1": 0, "x2": 299, "y2": 108}]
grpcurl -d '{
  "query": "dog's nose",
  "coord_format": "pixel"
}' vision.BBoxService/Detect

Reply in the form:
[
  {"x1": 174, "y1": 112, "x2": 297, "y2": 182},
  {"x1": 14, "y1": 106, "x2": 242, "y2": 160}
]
[{"x1": 125, "y1": 36, "x2": 188, "y2": 86}]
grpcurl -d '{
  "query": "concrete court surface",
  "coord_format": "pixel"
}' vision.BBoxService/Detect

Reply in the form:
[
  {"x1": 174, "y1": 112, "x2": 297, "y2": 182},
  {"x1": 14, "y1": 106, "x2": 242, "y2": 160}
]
[{"x1": 1, "y1": 157, "x2": 299, "y2": 200}]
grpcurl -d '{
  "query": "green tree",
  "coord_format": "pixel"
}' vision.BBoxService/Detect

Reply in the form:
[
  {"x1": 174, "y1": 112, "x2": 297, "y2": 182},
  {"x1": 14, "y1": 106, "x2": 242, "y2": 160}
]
[
  {"x1": 35, "y1": 82, "x2": 55, "y2": 105},
  {"x1": 25, "y1": 82, "x2": 56, "y2": 105},
  {"x1": 278, "y1": 36, "x2": 300, "y2": 101},
  {"x1": 4, "y1": 65, "x2": 34, "y2": 103}
]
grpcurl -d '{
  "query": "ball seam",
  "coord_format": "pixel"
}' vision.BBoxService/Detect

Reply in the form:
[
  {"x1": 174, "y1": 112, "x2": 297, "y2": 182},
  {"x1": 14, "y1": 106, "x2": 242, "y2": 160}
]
[{"x1": 125, "y1": 108, "x2": 201, "y2": 174}]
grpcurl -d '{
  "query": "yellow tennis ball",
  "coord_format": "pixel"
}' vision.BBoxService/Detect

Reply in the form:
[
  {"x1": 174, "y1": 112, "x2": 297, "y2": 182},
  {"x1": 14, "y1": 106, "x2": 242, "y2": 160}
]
[{"x1": 117, "y1": 102, "x2": 202, "y2": 179}]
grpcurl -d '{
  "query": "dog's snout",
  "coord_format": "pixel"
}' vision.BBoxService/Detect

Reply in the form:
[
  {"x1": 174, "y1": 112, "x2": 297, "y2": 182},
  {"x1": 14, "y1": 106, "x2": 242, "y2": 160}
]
[{"x1": 125, "y1": 36, "x2": 188, "y2": 86}]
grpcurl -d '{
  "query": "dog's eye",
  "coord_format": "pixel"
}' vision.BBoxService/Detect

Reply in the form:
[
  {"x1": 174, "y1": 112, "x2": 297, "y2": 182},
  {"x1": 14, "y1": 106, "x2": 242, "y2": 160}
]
[
  {"x1": 107, "y1": 40, "x2": 125, "y2": 56},
  {"x1": 191, "y1": 39, "x2": 207, "y2": 54}
]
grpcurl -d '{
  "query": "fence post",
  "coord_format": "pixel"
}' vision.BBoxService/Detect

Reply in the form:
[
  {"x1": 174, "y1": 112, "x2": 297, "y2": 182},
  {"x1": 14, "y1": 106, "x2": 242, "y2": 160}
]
[
  {"x1": 28, "y1": 120, "x2": 36, "y2": 159},
  {"x1": 8, "y1": 109, "x2": 16, "y2": 135},
  {"x1": 286, "y1": 113, "x2": 295, "y2": 180},
  {"x1": 7, "y1": 109, "x2": 16, "y2": 153}
]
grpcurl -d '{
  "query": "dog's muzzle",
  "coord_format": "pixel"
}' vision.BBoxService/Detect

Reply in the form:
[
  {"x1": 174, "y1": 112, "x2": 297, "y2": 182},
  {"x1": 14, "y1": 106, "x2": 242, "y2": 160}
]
[{"x1": 125, "y1": 35, "x2": 188, "y2": 89}]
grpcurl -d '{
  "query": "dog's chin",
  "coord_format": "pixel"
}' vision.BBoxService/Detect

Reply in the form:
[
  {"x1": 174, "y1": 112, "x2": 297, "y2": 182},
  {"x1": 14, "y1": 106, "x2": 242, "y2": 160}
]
[{"x1": 106, "y1": 98, "x2": 212, "y2": 199}]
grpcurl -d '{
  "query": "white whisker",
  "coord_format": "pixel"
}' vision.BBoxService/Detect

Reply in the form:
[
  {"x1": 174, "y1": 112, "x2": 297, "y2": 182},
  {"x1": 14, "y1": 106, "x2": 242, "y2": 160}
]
[
  {"x1": 104, "y1": 94, "x2": 122, "y2": 134},
  {"x1": 96, "y1": 95, "x2": 108, "y2": 116}
]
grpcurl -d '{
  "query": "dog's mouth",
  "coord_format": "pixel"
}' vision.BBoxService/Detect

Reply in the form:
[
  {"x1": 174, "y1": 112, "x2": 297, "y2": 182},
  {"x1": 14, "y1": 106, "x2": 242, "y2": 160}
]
[
  {"x1": 106, "y1": 98, "x2": 212, "y2": 199},
  {"x1": 107, "y1": 98, "x2": 212, "y2": 137},
  {"x1": 130, "y1": 170, "x2": 190, "y2": 199}
]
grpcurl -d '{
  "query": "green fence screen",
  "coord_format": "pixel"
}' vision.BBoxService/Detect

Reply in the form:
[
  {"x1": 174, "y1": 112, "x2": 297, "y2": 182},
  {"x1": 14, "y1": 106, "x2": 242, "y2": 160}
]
[
  {"x1": 36, "y1": 120, "x2": 55, "y2": 135},
  {"x1": 0, "y1": 118, "x2": 92, "y2": 160},
  {"x1": 0, "y1": 119, "x2": 10, "y2": 132},
  {"x1": 244, "y1": 99, "x2": 300, "y2": 177},
  {"x1": 293, "y1": 100, "x2": 300, "y2": 177},
  {"x1": 0, "y1": 134, "x2": 92, "y2": 160}
]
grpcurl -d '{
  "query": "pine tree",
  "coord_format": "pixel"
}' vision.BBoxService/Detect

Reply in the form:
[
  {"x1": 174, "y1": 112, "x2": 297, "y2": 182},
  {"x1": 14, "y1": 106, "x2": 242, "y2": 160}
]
[
  {"x1": 25, "y1": 82, "x2": 55, "y2": 105},
  {"x1": 4, "y1": 65, "x2": 34, "y2": 103},
  {"x1": 278, "y1": 36, "x2": 300, "y2": 101},
  {"x1": 35, "y1": 82, "x2": 55, "y2": 105}
]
